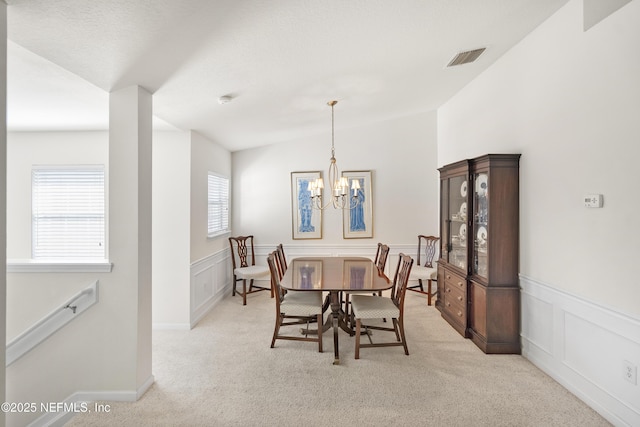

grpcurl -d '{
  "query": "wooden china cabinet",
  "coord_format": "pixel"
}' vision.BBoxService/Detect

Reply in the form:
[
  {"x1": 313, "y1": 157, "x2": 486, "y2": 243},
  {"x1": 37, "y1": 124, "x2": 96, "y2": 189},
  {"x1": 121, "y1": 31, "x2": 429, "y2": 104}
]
[{"x1": 436, "y1": 154, "x2": 521, "y2": 354}]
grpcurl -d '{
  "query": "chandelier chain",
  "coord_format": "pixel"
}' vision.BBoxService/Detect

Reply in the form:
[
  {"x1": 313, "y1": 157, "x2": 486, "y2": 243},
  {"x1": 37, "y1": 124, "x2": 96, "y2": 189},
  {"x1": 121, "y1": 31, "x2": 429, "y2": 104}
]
[{"x1": 307, "y1": 100, "x2": 361, "y2": 210}]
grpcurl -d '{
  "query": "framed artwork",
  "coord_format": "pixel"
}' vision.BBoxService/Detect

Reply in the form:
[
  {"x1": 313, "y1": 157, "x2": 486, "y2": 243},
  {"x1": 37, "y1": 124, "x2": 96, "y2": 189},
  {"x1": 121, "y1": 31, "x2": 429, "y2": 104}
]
[
  {"x1": 342, "y1": 170, "x2": 373, "y2": 239},
  {"x1": 291, "y1": 171, "x2": 322, "y2": 239}
]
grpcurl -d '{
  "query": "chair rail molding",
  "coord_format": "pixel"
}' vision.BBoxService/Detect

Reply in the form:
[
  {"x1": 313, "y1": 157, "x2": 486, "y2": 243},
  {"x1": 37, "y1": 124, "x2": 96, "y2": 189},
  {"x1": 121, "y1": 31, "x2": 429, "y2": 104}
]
[
  {"x1": 6, "y1": 280, "x2": 100, "y2": 367},
  {"x1": 520, "y1": 274, "x2": 640, "y2": 427}
]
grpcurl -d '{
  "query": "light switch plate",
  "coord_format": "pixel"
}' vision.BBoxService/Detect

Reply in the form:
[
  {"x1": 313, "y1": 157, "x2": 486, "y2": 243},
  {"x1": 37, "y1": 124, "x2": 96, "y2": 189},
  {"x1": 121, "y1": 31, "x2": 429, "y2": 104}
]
[{"x1": 584, "y1": 194, "x2": 603, "y2": 208}]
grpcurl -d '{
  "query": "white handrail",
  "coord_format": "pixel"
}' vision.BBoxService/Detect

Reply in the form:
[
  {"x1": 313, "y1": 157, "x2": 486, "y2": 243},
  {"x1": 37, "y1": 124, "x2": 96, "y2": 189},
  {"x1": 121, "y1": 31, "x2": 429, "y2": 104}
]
[{"x1": 6, "y1": 280, "x2": 99, "y2": 367}]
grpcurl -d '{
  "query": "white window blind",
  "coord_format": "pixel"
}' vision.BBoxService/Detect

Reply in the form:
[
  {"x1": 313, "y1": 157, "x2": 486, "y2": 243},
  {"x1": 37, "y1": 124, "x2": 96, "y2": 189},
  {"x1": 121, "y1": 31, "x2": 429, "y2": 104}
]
[
  {"x1": 208, "y1": 173, "x2": 229, "y2": 236},
  {"x1": 32, "y1": 166, "x2": 106, "y2": 259}
]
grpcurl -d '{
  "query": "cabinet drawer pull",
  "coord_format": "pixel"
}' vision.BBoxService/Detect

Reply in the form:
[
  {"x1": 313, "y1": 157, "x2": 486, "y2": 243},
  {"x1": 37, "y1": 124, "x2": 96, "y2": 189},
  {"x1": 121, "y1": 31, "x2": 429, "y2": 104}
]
[
  {"x1": 457, "y1": 281, "x2": 463, "y2": 287},
  {"x1": 457, "y1": 296, "x2": 463, "y2": 302},
  {"x1": 446, "y1": 288, "x2": 451, "y2": 293},
  {"x1": 446, "y1": 302, "x2": 451, "y2": 307},
  {"x1": 457, "y1": 311, "x2": 463, "y2": 317},
  {"x1": 446, "y1": 274, "x2": 451, "y2": 279}
]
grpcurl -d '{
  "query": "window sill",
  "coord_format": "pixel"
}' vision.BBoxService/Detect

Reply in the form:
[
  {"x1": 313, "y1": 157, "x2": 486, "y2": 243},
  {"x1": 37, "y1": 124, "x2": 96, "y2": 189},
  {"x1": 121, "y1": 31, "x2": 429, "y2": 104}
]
[
  {"x1": 208, "y1": 230, "x2": 231, "y2": 239},
  {"x1": 7, "y1": 259, "x2": 113, "y2": 273}
]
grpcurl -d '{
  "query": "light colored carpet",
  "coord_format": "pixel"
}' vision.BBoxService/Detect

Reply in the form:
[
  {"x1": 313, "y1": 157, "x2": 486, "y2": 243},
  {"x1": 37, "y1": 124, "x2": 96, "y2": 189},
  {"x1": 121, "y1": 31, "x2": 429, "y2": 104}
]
[{"x1": 67, "y1": 291, "x2": 610, "y2": 426}]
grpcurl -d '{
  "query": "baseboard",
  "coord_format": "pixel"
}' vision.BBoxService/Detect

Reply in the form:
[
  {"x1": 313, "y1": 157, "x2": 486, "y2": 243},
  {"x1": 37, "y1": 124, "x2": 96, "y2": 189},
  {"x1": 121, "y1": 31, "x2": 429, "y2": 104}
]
[
  {"x1": 520, "y1": 275, "x2": 640, "y2": 427},
  {"x1": 28, "y1": 375, "x2": 155, "y2": 427}
]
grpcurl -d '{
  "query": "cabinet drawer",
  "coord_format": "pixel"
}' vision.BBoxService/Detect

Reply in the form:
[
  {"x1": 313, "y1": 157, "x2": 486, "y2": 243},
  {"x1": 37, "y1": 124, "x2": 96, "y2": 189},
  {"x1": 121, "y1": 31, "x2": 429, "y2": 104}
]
[
  {"x1": 444, "y1": 286, "x2": 465, "y2": 309},
  {"x1": 444, "y1": 270, "x2": 466, "y2": 293},
  {"x1": 443, "y1": 269, "x2": 467, "y2": 326},
  {"x1": 443, "y1": 298, "x2": 466, "y2": 325}
]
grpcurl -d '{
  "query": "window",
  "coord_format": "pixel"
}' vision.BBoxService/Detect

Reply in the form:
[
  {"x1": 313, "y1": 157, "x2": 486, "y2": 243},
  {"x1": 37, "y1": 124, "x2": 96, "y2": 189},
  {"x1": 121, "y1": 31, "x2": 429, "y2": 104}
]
[
  {"x1": 208, "y1": 172, "x2": 230, "y2": 237},
  {"x1": 32, "y1": 166, "x2": 106, "y2": 259}
]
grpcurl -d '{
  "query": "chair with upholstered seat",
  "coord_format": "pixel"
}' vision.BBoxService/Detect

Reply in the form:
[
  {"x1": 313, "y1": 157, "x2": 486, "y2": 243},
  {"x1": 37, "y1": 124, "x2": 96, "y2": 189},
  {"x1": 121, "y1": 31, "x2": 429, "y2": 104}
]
[
  {"x1": 343, "y1": 243, "x2": 390, "y2": 327},
  {"x1": 351, "y1": 253, "x2": 414, "y2": 359},
  {"x1": 266, "y1": 252, "x2": 323, "y2": 352},
  {"x1": 229, "y1": 235, "x2": 271, "y2": 305},
  {"x1": 407, "y1": 235, "x2": 440, "y2": 305}
]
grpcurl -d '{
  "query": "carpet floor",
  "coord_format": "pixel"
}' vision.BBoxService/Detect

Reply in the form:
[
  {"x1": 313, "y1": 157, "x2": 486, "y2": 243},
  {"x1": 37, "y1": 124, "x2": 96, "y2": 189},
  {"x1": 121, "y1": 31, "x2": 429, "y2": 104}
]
[{"x1": 67, "y1": 290, "x2": 610, "y2": 426}]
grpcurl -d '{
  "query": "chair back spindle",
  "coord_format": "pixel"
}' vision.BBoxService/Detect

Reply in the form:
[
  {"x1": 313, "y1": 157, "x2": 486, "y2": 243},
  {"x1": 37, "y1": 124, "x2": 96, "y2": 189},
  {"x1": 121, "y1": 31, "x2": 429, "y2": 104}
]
[
  {"x1": 417, "y1": 235, "x2": 439, "y2": 268},
  {"x1": 229, "y1": 235, "x2": 256, "y2": 269},
  {"x1": 275, "y1": 243, "x2": 288, "y2": 280},
  {"x1": 392, "y1": 253, "x2": 414, "y2": 309},
  {"x1": 374, "y1": 243, "x2": 390, "y2": 272},
  {"x1": 267, "y1": 253, "x2": 286, "y2": 306}
]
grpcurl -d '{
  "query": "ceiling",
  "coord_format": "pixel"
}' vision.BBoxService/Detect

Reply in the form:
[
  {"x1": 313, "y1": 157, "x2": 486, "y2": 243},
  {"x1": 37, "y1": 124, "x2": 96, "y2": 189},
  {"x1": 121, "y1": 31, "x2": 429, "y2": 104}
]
[{"x1": 6, "y1": 0, "x2": 569, "y2": 152}]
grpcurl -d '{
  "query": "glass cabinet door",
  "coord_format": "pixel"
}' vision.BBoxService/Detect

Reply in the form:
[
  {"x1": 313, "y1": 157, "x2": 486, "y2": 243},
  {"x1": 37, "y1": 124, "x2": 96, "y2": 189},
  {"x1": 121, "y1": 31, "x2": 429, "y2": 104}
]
[
  {"x1": 440, "y1": 178, "x2": 449, "y2": 261},
  {"x1": 473, "y1": 172, "x2": 489, "y2": 278},
  {"x1": 448, "y1": 175, "x2": 467, "y2": 271}
]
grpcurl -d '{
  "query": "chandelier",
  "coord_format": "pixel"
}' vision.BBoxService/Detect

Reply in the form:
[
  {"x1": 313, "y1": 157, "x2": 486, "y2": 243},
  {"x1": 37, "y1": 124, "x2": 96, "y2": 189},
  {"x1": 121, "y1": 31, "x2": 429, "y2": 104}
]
[{"x1": 307, "y1": 100, "x2": 361, "y2": 210}]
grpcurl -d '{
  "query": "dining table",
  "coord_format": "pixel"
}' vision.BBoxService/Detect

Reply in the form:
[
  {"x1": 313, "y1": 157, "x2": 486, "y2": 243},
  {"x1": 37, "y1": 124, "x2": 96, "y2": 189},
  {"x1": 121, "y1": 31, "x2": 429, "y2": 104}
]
[{"x1": 280, "y1": 256, "x2": 392, "y2": 365}]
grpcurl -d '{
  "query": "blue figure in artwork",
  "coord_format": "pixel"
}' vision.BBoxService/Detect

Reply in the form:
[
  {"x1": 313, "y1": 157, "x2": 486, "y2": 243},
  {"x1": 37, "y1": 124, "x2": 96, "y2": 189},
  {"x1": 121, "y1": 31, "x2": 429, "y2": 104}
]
[
  {"x1": 300, "y1": 265, "x2": 315, "y2": 289},
  {"x1": 298, "y1": 179, "x2": 315, "y2": 233},
  {"x1": 350, "y1": 178, "x2": 366, "y2": 232},
  {"x1": 350, "y1": 266, "x2": 366, "y2": 290}
]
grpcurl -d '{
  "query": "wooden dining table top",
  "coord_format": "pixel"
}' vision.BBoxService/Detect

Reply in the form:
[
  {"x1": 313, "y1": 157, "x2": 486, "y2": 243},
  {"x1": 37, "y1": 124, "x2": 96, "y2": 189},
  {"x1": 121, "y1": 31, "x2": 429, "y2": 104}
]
[{"x1": 281, "y1": 256, "x2": 391, "y2": 292}]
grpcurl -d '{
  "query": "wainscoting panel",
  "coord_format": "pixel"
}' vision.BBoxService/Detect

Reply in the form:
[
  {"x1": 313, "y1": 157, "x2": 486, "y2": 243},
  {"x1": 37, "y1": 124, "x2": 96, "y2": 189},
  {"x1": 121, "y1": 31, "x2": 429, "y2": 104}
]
[
  {"x1": 190, "y1": 249, "x2": 232, "y2": 328},
  {"x1": 521, "y1": 291, "x2": 554, "y2": 355},
  {"x1": 520, "y1": 275, "x2": 640, "y2": 427}
]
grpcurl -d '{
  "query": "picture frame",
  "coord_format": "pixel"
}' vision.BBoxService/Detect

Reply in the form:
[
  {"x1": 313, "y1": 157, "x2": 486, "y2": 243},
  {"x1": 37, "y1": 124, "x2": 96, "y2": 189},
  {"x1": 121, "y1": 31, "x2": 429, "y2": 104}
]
[
  {"x1": 291, "y1": 171, "x2": 322, "y2": 239},
  {"x1": 342, "y1": 170, "x2": 373, "y2": 239}
]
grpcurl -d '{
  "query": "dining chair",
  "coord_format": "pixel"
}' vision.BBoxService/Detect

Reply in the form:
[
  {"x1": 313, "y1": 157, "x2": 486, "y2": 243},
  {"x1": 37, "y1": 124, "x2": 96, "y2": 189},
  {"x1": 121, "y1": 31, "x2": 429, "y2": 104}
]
[
  {"x1": 407, "y1": 235, "x2": 440, "y2": 305},
  {"x1": 275, "y1": 243, "x2": 288, "y2": 280},
  {"x1": 228, "y1": 235, "x2": 272, "y2": 305},
  {"x1": 351, "y1": 253, "x2": 414, "y2": 359},
  {"x1": 267, "y1": 252, "x2": 323, "y2": 352},
  {"x1": 343, "y1": 243, "x2": 390, "y2": 328}
]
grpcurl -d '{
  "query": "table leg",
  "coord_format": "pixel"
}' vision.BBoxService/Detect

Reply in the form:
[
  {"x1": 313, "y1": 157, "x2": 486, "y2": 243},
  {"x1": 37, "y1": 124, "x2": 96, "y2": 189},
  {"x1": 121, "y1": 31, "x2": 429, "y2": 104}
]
[{"x1": 330, "y1": 291, "x2": 341, "y2": 365}]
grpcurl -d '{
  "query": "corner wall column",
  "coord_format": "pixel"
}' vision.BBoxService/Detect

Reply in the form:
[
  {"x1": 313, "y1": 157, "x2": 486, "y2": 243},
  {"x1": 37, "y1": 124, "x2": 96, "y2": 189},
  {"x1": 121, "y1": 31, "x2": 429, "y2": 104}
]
[
  {"x1": 109, "y1": 86, "x2": 153, "y2": 394},
  {"x1": 0, "y1": 3, "x2": 7, "y2": 427}
]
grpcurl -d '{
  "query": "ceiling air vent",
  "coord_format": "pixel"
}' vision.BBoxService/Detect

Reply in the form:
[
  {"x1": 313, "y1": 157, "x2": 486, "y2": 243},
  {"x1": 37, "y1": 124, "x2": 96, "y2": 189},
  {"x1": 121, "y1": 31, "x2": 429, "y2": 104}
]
[{"x1": 447, "y1": 48, "x2": 486, "y2": 67}]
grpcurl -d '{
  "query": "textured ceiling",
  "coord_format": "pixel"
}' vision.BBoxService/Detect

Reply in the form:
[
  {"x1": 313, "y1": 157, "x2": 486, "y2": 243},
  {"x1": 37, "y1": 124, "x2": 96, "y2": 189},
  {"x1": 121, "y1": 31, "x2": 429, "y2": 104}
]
[{"x1": 6, "y1": 0, "x2": 570, "y2": 151}]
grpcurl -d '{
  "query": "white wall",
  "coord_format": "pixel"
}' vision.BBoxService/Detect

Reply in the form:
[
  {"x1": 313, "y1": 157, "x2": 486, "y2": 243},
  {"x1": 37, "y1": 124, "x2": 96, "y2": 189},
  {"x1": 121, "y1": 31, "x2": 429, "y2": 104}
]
[
  {"x1": 231, "y1": 111, "x2": 439, "y2": 248},
  {"x1": 190, "y1": 131, "x2": 231, "y2": 263},
  {"x1": 438, "y1": 1, "x2": 640, "y2": 425},
  {"x1": 6, "y1": 132, "x2": 109, "y2": 336},
  {"x1": 7, "y1": 132, "x2": 109, "y2": 260},
  {"x1": 6, "y1": 126, "x2": 203, "y2": 425},
  {"x1": 5, "y1": 131, "x2": 129, "y2": 427},
  {"x1": 152, "y1": 130, "x2": 191, "y2": 327},
  {"x1": 153, "y1": 129, "x2": 233, "y2": 328},
  {"x1": 438, "y1": 0, "x2": 640, "y2": 317}
]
